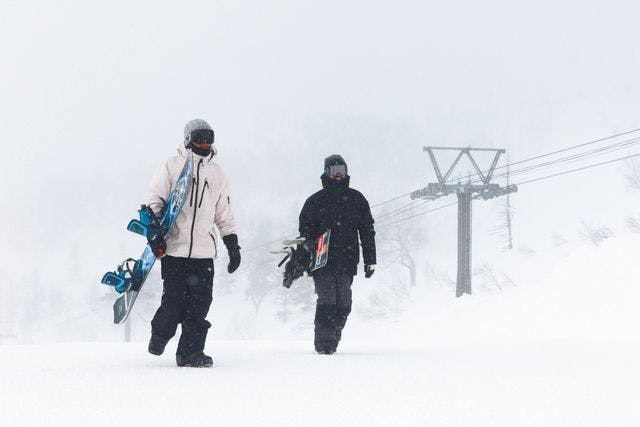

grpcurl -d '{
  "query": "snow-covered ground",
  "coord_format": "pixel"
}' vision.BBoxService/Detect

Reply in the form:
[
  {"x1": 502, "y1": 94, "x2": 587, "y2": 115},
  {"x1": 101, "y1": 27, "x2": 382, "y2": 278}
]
[
  {"x1": 2, "y1": 235, "x2": 639, "y2": 426},
  {"x1": 2, "y1": 338, "x2": 638, "y2": 426}
]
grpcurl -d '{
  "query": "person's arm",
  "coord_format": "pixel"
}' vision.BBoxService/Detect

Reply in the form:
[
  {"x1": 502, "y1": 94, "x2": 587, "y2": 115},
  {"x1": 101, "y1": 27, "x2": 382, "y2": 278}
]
[
  {"x1": 214, "y1": 173, "x2": 240, "y2": 273},
  {"x1": 146, "y1": 160, "x2": 173, "y2": 217},
  {"x1": 358, "y1": 195, "x2": 376, "y2": 277},
  {"x1": 214, "y1": 173, "x2": 237, "y2": 237},
  {"x1": 298, "y1": 198, "x2": 316, "y2": 244},
  {"x1": 144, "y1": 160, "x2": 173, "y2": 257}
]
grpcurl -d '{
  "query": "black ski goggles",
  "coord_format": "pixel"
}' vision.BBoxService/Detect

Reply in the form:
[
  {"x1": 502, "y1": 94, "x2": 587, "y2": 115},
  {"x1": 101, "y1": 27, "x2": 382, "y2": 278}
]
[
  {"x1": 190, "y1": 129, "x2": 214, "y2": 145},
  {"x1": 325, "y1": 164, "x2": 347, "y2": 179}
]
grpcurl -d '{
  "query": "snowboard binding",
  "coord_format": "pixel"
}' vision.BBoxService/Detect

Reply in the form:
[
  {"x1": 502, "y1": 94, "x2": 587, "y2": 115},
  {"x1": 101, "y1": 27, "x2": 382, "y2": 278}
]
[
  {"x1": 271, "y1": 237, "x2": 311, "y2": 288},
  {"x1": 101, "y1": 258, "x2": 140, "y2": 294},
  {"x1": 126, "y1": 204, "x2": 166, "y2": 239}
]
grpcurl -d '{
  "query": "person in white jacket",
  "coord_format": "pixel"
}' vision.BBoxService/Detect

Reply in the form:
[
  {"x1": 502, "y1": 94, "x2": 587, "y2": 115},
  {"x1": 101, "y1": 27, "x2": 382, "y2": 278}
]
[{"x1": 146, "y1": 118, "x2": 240, "y2": 368}]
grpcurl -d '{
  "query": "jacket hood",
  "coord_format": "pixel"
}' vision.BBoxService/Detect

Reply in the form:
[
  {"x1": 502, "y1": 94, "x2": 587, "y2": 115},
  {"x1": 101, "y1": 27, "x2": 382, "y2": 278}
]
[{"x1": 321, "y1": 173, "x2": 350, "y2": 190}]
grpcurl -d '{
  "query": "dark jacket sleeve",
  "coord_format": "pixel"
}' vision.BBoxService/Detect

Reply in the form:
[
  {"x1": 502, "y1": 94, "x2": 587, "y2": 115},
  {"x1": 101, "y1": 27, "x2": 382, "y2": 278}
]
[
  {"x1": 358, "y1": 194, "x2": 376, "y2": 265},
  {"x1": 298, "y1": 197, "x2": 316, "y2": 244}
]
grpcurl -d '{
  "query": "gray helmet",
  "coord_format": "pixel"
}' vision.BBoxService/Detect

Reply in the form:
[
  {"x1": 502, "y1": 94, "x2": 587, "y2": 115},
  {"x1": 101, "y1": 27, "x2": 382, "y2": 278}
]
[
  {"x1": 324, "y1": 154, "x2": 347, "y2": 169},
  {"x1": 324, "y1": 154, "x2": 348, "y2": 178},
  {"x1": 324, "y1": 154, "x2": 346, "y2": 168},
  {"x1": 183, "y1": 119, "x2": 214, "y2": 148}
]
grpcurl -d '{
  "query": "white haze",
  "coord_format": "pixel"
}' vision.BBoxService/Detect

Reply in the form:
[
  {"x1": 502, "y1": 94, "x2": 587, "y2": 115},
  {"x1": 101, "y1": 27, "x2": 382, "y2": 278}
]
[{"x1": 1, "y1": 0, "x2": 640, "y2": 343}]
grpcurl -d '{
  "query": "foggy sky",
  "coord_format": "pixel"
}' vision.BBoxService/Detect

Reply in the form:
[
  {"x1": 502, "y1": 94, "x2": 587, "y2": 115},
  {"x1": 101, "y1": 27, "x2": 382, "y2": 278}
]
[{"x1": 2, "y1": 1, "x2": 640, "y2": 340}]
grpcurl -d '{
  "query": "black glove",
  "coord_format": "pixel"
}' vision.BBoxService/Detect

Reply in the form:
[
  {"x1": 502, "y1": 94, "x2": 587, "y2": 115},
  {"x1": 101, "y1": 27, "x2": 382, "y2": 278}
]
[
  {"x1": 364, "y1": 264, "x2": 376, "y2": 278},
  {"x1": 148, "y1": 233, "x2": 166, "y2": 258},
  {"x1": 145, "y1": 209, "x2": 166, "y2": 258},
  {"x1": 223, "y1": 234, "x2": 241, "y2": 274},
  {"x1": 283, "y1": 244, "x2": 310, "y2": 288}
]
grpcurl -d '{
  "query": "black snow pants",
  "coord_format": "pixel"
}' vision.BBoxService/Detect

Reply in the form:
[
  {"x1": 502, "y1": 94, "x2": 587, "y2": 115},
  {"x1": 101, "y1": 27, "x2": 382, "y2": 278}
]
[
  {"x1": 312, "y1": 269, "x2": 354, "y2": 352},
  {"x1": 151, "y1": 256, "x2": 214, "y2": 357}
]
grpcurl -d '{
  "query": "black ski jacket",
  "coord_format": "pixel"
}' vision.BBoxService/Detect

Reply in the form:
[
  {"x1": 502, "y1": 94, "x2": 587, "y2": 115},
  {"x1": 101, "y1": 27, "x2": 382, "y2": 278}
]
[{"x1": 299, "y1": 174, "x2": 376, "y2": 276}]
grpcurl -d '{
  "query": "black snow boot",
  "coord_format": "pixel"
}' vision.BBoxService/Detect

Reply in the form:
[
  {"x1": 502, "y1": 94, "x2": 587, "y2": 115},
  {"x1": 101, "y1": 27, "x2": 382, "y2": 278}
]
[
  {"x1": 315, "y1": 342, "x2": 337, "y2": 355},
  {"x1": 148, "y1": 335, "x2": 169, "y2": 355},
  {"x1": 176, "y1": 351, "x2": 213, "y2": 368}
]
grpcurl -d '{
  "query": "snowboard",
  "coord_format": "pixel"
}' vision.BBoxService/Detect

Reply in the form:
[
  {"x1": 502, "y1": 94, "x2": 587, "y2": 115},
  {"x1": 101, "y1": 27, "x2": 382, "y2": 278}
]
[
  {"x1": 101, "y1": 152, "x2": 194, "y2": 324},
  {"x1": 310, "y1": 230, "x2": 330, "y2": 272}
]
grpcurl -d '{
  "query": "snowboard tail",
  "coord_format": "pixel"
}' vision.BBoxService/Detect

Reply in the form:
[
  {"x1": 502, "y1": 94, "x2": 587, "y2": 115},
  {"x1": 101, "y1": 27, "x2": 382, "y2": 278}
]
[
  {"x1": 113, "y1": 290, "x2": 139, "y2": 324},
  {"x1": 102, "y1": 247, "x2": 156, "y2": 324}
]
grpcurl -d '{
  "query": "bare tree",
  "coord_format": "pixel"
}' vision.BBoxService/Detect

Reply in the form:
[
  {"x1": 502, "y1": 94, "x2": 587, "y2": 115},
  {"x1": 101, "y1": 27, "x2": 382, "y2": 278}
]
[
  {"x1": 424, "y1": 262, "x2": 456, "y2": 291},
  {"x1": 274, "y1": 288, "x2": 290, "y2": 323},
  {"x1": 578, "y1": 220, "x2": 614, "y2": 246},
  {"x1": 623, "y1": 158, "x2": 640, "y2": 190},
  {"x1": 491, "y1": 161, "x2": 514, "y2": 250},
  {"x1": 376, "y1": 214, "x2": 427, "y2": 288},
  {"x1": 625, "y1": 215, "x2": 640, "y2": 234},
  {"x1": 621, "y1": 159, "x2": 640, "y2": 233},
  {"x1": 354, "y1": 213, "x2": 422, "y2": 320},
  {"x1": 359, "y1": 280, "x2": 411, "y2": 320},
  {"x1": 474, "y1": 262, "x2": 517, "y2": 293},
  {"x1": 245, "y1": 267, "x2": 278, "y2": 313}
]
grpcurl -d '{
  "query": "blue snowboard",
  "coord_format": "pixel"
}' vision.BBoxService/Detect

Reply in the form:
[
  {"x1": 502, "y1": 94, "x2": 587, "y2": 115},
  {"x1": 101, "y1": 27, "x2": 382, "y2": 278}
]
[{"x1": 102, "y1": 152, "x2": 193, "y2": 324}]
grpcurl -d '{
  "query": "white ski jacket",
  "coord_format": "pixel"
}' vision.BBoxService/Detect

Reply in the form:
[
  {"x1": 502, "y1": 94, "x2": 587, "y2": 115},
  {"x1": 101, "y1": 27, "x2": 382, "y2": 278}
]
[{"x1": 146, "y1": 146, "x2": 237, "y2": 259}]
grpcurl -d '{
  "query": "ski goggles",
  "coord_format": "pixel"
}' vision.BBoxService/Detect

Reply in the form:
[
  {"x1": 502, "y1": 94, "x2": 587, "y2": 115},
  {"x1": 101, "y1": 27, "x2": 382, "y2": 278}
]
[
  {"x1": 190, "y1": 129, "x2": 214, "y2": 145},
  {"x1": 325, "y1": 164, "x2": 347, "y2": 179}
]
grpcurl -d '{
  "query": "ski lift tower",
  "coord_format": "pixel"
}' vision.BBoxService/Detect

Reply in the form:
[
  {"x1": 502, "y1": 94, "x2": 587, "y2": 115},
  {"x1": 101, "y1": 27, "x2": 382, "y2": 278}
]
[{"x1": 411, "y1": 147, "x2": 517, "y2": 297}]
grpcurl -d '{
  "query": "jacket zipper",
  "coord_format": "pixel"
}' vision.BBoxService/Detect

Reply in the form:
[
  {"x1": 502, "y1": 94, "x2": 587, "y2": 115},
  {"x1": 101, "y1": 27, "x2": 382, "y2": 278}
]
[
  {"x1": 190, "y1": 177, "x2": 196, "y2": 207},
  {"x1": 209, "y1": 232, "x2": 217, "y2": 258},
  {"x1": 188, "y1": 158, "x2": 204, "y2": 257},
  {"x1": 198, "y1": 180, "x2": 209, "y2": 208}
]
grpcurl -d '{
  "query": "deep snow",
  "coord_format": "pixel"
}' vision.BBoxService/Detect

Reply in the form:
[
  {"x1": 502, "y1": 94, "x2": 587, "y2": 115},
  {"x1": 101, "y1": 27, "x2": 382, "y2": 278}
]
[
  {"x1": 1, "y1": 338, "x2": 638, "y2": 427},
  {"x1": 2, "y1": 234, "x2": 640, "y2": 426}
]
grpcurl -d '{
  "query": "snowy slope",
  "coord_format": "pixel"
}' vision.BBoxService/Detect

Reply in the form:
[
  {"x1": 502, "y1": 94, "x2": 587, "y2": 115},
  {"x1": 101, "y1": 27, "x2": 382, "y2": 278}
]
[
  {"x1": 1, "y1": 339, "x2": 638, "y2": 426},
  {"x1": 2, "y1": 235, "x2": 640, "y2": 426},
  {"x1": 417, "y1": 234, "x2": 640, "y2": 342}
]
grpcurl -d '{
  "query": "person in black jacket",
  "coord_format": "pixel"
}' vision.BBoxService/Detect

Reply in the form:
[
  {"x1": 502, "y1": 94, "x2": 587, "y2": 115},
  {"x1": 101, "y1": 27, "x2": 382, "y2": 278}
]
[{"x1": 299, "y1": 154, "x2": 376, "y2": 354}]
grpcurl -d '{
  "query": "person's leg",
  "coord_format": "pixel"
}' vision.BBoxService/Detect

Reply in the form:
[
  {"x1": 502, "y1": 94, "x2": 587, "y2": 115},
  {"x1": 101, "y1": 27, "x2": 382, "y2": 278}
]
[
  {"x1": 149, "y1": 256, "x2": 188, "y2": 354},
  {"x1": 334, "y1": 274, "x2": 354, "y2": 346},
  {"x1": 313, "y1": 270, "x2": 338, "y2": 353},
  {"x1": 176, "y1": 258, "x2": 214, "y2": 360}
]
